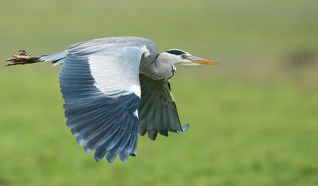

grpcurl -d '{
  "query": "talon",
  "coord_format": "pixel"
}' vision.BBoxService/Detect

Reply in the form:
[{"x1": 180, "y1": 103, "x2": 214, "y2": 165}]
[
  {"x1": 6, "y1": 52, "x2": 31, "y2": 62},
  {"x1": 5, "y1": 50, "x2": 40, "y2": 67},
  {"x1": 18, "y1": 50, "x2": 30, "y2": 57}
]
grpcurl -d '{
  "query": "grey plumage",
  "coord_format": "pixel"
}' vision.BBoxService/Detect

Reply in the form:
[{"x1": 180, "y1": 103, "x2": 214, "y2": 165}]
[
  {"x1": 138, "y1": 74, "x2": 189, "y2": 140},
  {"x1": 6, "y1": 36, "x2": 217, "y2": 163}
]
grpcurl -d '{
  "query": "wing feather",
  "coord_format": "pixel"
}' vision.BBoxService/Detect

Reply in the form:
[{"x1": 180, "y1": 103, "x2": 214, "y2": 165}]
[
  {"x1": 59, "y1": 43, "x2": 146, "y2": 162},
  {"x1": 138, "y1": 74, "x2": 189, "y2": 140}
]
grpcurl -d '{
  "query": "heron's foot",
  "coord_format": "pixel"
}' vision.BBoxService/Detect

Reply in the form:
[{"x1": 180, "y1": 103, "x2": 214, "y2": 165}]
[{"x1": 5, "y1": 50, "x2": 40, "y2": 67}]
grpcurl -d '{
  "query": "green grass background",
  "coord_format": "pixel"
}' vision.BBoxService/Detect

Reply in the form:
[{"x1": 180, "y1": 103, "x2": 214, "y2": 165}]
[{"x1": 1, "y1": 0, "x2": 318, "y2": 185}]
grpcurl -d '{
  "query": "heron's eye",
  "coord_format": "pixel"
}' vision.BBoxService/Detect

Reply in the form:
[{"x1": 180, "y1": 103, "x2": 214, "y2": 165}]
[{"x1": 181, "y1": 53, "x2": 187, "y2": 59}]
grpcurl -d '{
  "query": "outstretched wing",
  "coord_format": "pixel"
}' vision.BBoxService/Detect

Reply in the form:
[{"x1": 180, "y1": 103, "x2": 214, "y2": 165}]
[
  {"x1": 59, "y1": 46, "x2": 145, "y2": 163},
  {"x1": 138, "y1": 74, "x2": 189, "y2": 140}
]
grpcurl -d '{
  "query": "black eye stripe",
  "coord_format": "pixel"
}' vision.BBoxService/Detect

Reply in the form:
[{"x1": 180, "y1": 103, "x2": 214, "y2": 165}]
[{"x1": 165, "y1": 50, "x2": 186, "y2": 55}]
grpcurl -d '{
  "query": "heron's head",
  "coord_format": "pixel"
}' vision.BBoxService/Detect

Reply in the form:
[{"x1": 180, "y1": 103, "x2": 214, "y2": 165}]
[{"x1": 159, "y1": 49, "x2": 218, "y2": 65}]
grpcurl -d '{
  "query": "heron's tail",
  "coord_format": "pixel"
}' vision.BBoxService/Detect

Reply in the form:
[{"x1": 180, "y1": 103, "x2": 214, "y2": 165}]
[
  {"x1": 40, "y1": 51, "x2": 68, "y2": 66},
  {"x1": 5, "y1": 50, "x2": 67, "y2": 67}
]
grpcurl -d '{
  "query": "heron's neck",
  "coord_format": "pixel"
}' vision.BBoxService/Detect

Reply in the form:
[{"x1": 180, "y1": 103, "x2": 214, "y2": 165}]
[{"x1": 140, "y1": 53, "x2": 174, "y2": 80}]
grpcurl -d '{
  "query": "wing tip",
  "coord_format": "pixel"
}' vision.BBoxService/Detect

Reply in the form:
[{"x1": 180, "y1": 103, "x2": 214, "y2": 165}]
[
  {"x1": 143, "y1": 123, "x2": 190, "y2": 140},
  {"x1": 182, "y1": 123, "x2": 190, "y2": 132},
  {"x1": 159, "y1": 130, "x2": 169, "y2": 137},
  {"x1": 147, "y1": 129, "x2": 158, "y2": 140}
]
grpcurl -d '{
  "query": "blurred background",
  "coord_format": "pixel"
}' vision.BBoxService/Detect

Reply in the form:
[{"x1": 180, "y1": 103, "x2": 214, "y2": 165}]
[{"x1": 0, "y1": 0, "x2": 317, "y2": 185}]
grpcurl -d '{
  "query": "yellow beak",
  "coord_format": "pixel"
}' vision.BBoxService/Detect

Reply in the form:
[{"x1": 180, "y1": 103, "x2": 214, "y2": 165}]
[{"x1": 187, "y1": 56, "x2": 219, "y2": 65}]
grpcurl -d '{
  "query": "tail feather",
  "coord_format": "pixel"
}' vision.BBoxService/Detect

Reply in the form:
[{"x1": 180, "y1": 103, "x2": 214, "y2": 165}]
[{"x1": 40, "y1": 51, "x2": 68, "y2": 65}]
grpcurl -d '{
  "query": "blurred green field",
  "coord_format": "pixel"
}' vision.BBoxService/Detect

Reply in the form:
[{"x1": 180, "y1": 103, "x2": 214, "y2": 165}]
[{"x1": 1, "y1": 0, "x2": 318, "y2": 186}]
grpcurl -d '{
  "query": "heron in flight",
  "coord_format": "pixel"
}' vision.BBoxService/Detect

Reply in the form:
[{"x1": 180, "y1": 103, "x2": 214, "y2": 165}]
[{"x1": 6, "y1": 37, "x2": 218, "y2": 163}]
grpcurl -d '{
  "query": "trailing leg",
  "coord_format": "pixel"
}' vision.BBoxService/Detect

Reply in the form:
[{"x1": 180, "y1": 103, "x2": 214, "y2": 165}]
[{"x1": 5, "y1": 50, "x2": 42, "y2": 66}]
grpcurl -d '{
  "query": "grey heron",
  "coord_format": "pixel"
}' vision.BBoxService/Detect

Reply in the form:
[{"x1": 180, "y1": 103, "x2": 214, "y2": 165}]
[{"x1": 6, "y1": 37, "x2": 218, "y2": 163}]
